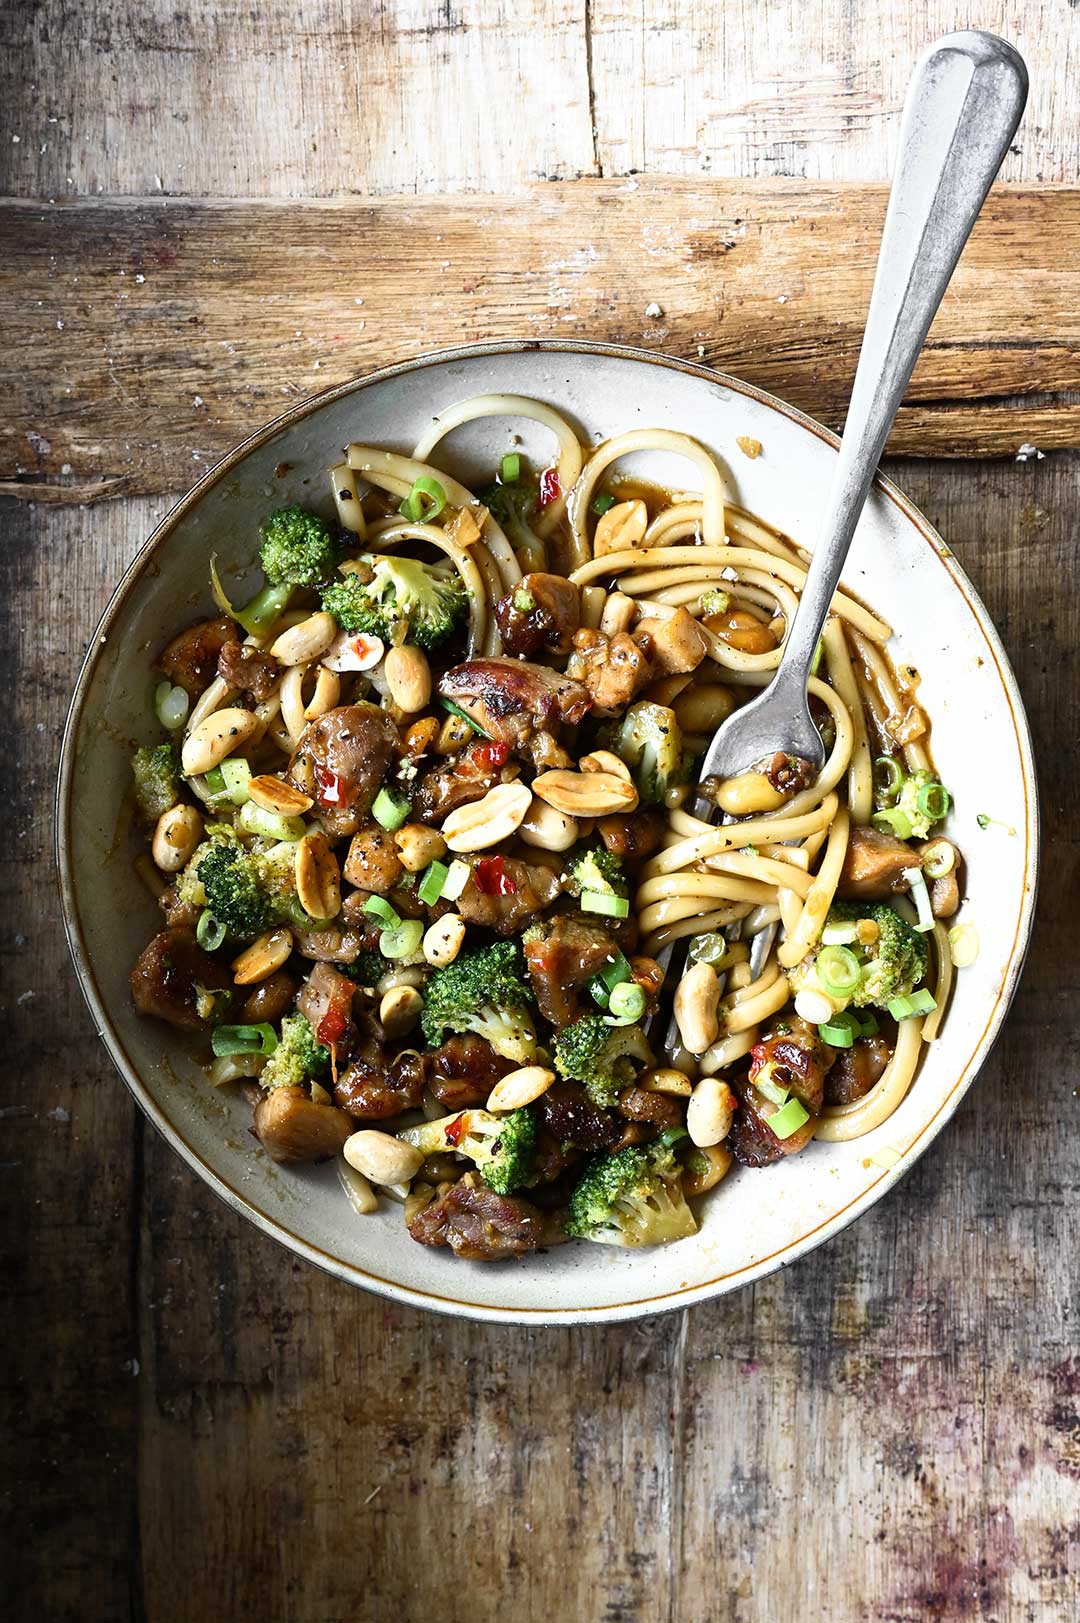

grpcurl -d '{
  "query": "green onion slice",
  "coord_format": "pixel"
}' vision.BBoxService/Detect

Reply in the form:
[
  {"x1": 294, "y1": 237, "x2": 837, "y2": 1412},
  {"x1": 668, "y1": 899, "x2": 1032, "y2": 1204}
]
[
  {"x1": 211, "y1": 1023, "x2": 278, "y2": 1057},
  {"x1": 203, "y1": 765, "x2": 227, "y2": 797},
  {"x1": 915, "y1": 780, "x2": 950, "y2": 823},
  {"x1": 581, "y1": 890, "x2": 630, "y2": 919},
  {"x1": 819, "y1": 1011, "x2": 860, "y2": 1048},
  {"x1": 821, "y1": 920, "x2": 859, "y2": 946},
  {"x1": 873, "y1": 755, "x2": 904, "y2": 803},
  {"x1": 872, "y1": 806, "x2": 913, "y2": 840},
  {"x1": 363, "y1": 895, "x2": 401, "y2": 928},
  {"x1": 238, "y1": 581, "x2": 294, "y2": 637},
  {"x1": 437, "y1": 697, "x2": 489, "y2": 737},
  {"x1": 399, "y1": 475, "x2": 447, "y2": 524},
  {"x1": 809, "y1": 638, "x2": 824, "y2": 678},
  {"x1": 500, "y1": 453, "x2": 521, "y2": 484},
  {"x1": 816, "y1": 945, "x2": 861, "y2": 997},
  {"x1": 418, "y1": 860, "x2": 449, "y2": 905},
  {"x1": 591, "y1": 493, "x2": 615, "y2": 516},
  {"x1": 239, "y1": 801, "x2": 305, "y2": 842},
  {"x1": 857, "y1": 1011, "x2": 880, "y2": 1037},
  {"x1": 220, "y1": 757, "x2": 252, "y2": 804},
  {"x1": 887, "y1": 988, "x2": 937, "y2": 1021},
  {"x1": 196, "y1": 910, "x2": 226, "y2": 952},
  {"x1": 768, "y1": 1096, "x2": 810, "y2": 1140},
  {"x1": 922, "y1": 839, "x2": 955, "y2": 880},
  {"x1": 372, "y1": 786, "x2": 411, "y2": 832},
  {"x1": 379, "y1": 919, "x2": 424, "y2": 960},
  {"x1": 754, "y1": 1068, "x2": 790, "y2": 1107},
  {"x1": 688, "y1": 932, "x2": 728, "y2": 965},
  {"x1": 608, "y1": 982, "x2": 646, "y2": 1022},
  {"x1": 441, "y1": 859, "x2": 471, "y2": 902},
  {"x1": 903, "y1": 867, "x2": 934, "y2": 932}
]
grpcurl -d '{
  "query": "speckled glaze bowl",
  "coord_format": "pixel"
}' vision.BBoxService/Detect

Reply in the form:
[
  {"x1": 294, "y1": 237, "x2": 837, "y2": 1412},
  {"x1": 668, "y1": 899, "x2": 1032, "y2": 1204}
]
[{"x1": 57, "y1": 341, "x2": 1038, "y2": 1324}]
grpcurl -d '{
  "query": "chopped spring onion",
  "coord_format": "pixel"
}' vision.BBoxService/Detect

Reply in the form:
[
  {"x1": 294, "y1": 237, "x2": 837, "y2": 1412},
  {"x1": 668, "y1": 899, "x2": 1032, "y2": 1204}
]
[
  {"x1": 922, "y1": 838, "x2": 955, "y2": 879},
  {"x1": 379, "y1": 919, "x2": 424, "y2": 960},
  {"x1": 441, "y1": 859, "x2": 471, "y2": 902},
  {"x1": 887, "y1": 988, "x2": 937, "y2": 1021},
  {"x1": 857, "y1": 1011, "x2": 880, "y2": 1037},
  {"x1": 196, "y1": 910, "x2": 226, "y2": 952},
  {"x1": 608, "y1": 982, "x2": 646, "y2": 1022},
  {"x1": 242, "y1": 584, "x2": 293, "y2": 636},
  {"x1": 816, "y1": 944, "x2": 862, "y2": 997},
  {"x1": 947, "y1": 922, "x2": 980, "y2": 968},
  {"x1": 873, "y1": 755, "x2": 904, "y2": 803},
  {"x1": 794, "y1": 987, "x2": 835, "y2": 1026},
  {"x1": 512, "y1": 586, "x2": 537, "y2": 613},
  {"x1": 155, "y1": 680, "x2": 189, "y2": 731},
  {"x1": 211, "y1": 1022, "x2": 278, "y2": 1057},
  {"x1": 399, "y1": 475, "x2": 447, "y2": 524},
  {"x1": 203, "y1": 766, "x2": 227, "y2": 796},
  {"x1": 809, "y1": 637, "x2": 824, "y2": 678},
  {"x1": 581, "y1": 890, "x2": 630, "y2": 919},
  {"x1": 591, "y1": 493, "x2": 616, "y2": 516},
  {"x1": 589, "y1": 951, "x2": 633, "y2": 1007},
  {"x1": 689, "y1": 932, "x2": 728, "y2": 965},
  {"x1": 768, "y1": 1096, "x2": 810, "y2": 1140},
  {"x1": 819, "y1": 1010, "x2": 861, "y2": 1048},
  {"x1": 753, "y1": 1066, "x2": 790, "y2": 1107},
  {"x1": 903, "y1": 867, "x2": 935, "y2": 933},
  {"x1": 372, "y1": 786, "x2": 411, "y2": 832},
  {"x1": 363, "y1": 895, "x2": 401, "y2": 928},
  {"x1": 915, "y1": 779, "x2": 951, "y2": 823},
  {"x1": 418, "y1": 860, "x2": 449, "y2": 905},
  {"x1": 219, "y1": 757, "x2": 252, "y2": 803},
  {"x1": 821, "y1": 919, "x2": 859, "y2": 946},
  {"x1": 500, "y1": 453, "x2": 521, "y2": 484},
  {"x1": 437, "y1": 697, "x2": 489, "y2": 737},
  {"x1": 239, "y1": 801, "x2": 305, "y2": 842},
  {"x1": 872, "y1": 806, "x2": 913, "y2": 840},
  {"x1": 656, "y1": 1125, "x2": 690, "y2": 1151}
]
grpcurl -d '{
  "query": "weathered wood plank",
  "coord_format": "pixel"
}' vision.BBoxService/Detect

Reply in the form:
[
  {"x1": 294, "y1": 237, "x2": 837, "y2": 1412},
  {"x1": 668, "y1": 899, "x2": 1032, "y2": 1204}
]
[{"x1": 2, "y1": 182, "x2": 1078, "y2": 504}]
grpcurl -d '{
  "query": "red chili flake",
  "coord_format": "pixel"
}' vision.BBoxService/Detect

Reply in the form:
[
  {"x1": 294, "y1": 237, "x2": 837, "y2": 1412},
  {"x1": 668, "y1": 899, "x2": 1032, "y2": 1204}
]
[
  {"x1": 538, "y1": 466, "x2": 561, "y2": 507},
  {"x1": 444, "y1": 1113, "x2": 466, "y2": 1146},
  {"x1": 314, "y1": 764, "x2": 351, "y2": 807},
  {"x1": 474, "y1": 855, "x2": 517, "y2": 896},
  {"x1": 473, "y1": 739, "x2": 509, "y2": 770},
  {"x1": 748, "y1": 1042, "x2": 768, "y2": 1082},
  {"x1": 317, "y1": 1007, "x2": 349, "y2": 1045}
]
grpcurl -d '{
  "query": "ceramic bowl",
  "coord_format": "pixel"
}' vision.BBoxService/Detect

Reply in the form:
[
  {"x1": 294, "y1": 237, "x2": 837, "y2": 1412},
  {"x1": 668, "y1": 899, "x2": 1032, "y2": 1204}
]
[{"x1": 57, "y1": 341, "x2": 1038, "y2": 1324}]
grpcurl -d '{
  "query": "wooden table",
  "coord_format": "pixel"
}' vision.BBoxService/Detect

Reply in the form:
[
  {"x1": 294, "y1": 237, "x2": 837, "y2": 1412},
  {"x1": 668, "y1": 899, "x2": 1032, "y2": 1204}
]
[{"x1": 3, "y1": 5, "x2": 1078, "y2": 1619}]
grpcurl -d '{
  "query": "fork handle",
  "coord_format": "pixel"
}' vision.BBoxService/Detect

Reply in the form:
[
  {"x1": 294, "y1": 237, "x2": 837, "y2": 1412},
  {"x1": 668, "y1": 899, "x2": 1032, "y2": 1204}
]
[{"x1": 770, "y1": 31, "x2": 1028, "y2": 699}]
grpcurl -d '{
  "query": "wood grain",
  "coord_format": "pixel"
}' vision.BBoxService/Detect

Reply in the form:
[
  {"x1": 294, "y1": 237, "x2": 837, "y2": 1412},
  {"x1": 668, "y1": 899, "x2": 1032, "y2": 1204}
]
[{"x1": 2, "y1": 182, "x2": 1079, "y2": 505}]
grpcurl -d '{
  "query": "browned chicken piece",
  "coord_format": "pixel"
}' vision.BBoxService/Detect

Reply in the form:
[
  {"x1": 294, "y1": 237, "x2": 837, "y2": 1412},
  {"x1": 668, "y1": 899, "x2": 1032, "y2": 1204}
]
[
  {"x1": 494, "y1": 572, "x2": 582, "y2": 658},
  {"x1": 288, "y1": 704, "x2": 398, "y2": 838},
  {"x1": 408, "y1": 1172, "x2": 561, "y2": 1259},
  {"x1": 130, "y1": 927, "x2": 231, "y2": 1031},
  {"x1": 438, "y1": 657, "x2": 591, "y2": 750},
  {"x1": 748, "y1": 1015, "x2": 835, "y2": 1114},
  {"x1": 526, "y1": 731, "x2": 574, "y2": 772},
  {"x1": 342, "y1": 823, "x2": 404, "y2": 895},
  {"x1": 157, "y1": 615, "x2": 238, "y2": 697},
  {"x1": 617, "y1": 1085, "x2": 683, "y2": 1131},
  {"x1": 728, "y1": 1079, "x2": 818, "y2": 1167},
  {"x1": 296, "y1": 961, "x2": 357, "y2": 1043},
  {"x1": 596, "y1": 810, "x2": 667, "y2": 866},
  {"x1": 241, "y1": 969, "x2": 297, "y2": 1027},
  {"x1": 536, "y1": 1082, "x2": 643, "y2": 1153},
  {"x1": 632, "y1": 608, "x2": 707, "y2": 676},
  {"x1": 411, "y1": 746, "x2": 500, "y2": 825},
  {"x1": 425, "y1": 1034, "x2": 515, "y2": 1112},
  {"x1": 566, "y1": 628, "x2": 652, "y2": 717},
  {"x1": 763, "y1": 751, "x2": 817, "y2": 795},
  {"x1": 335, "y1": 1047, "x2": 426, "y2": 1119},
  {"x1": 291, "y1": 924, "x2": 368, "y2": 964},
  {"x1": 823, "y1": 1034, "x2": 892, "y2": 1107},
  {"x1": 522, "y1": 914, "x2": 626, "y2": 1027},
  {"x1": 158, "y1": 881, "x2": 200, "y2": 929},
  {"x1": 836, "y1": 824, "x2": 921, "y2": 900},
  {"x1": 216, "y1": 639, "x2": 280, "y2": 703},
  {"x1": 453, "y1": 854, "x2": 565, "y2": 937},
  {"x1": 253, "y1": 1087, "x2": 353, "y2": 1164}
]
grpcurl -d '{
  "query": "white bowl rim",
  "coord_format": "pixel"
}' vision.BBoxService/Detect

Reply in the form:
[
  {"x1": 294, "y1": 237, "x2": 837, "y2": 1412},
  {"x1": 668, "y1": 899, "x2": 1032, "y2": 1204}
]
[{"x1": 56, "y1": 338, "x2": 1040, "y2": 1325}]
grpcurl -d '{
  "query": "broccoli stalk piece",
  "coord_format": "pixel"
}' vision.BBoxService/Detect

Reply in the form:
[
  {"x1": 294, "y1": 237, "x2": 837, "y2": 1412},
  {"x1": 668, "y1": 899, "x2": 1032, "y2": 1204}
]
[
  {"x1": 553, "y1": 1014, "x2": 653, "y2": 1108},
  {"x1": 564, "y1": 1142, "x2": 697, "y2": 1247},
  {"x1": 259, "y1": 506, "x2": 342, "y2": 588},
  {"x1": 603, "y1": 701, "x2": 686, "y2": 807},
  {"x1": 132, "y1": 743, "x2": 180, "y2": 823},
  {"x1": 260, "y1": 1013, "x2": 331, "y2": 1091},
  {"x1": 398, "y1": 1108, "x2": 536, "y2": 1195},
  {"x1": 789, "y1": 901, "x2": 929, "y2": 1011},
  {"x1": 566, "y1": 845, "x2": 627, "y2": 898},
  {"x1": 420, "y1": 941, "x2": 537, "y2": 1062},
  {"x1": 179, "y1": 832, "x2": 304, "y2": 941},
  {"x1": 321, "y1": 555, "x2": 468, "y2": 653}
]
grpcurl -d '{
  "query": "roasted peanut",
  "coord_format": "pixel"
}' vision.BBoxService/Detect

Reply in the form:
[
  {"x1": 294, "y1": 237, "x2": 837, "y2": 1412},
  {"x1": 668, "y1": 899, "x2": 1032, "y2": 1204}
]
[
  {"x1": 232, "y1": 927, "x2": 293, "y2": 986},
  {"x1": 579, "y1": 749, "x2": 633, "y2": 783},
  {"x1": 531, "y1": 768, "x2": 638, "y2": 817},
  {"x1": 638, "y1": 1066, "x2": 694, "y2": 1098},
  {"x1": 423, "y1": 912, "x2": 466, "y2": 967},
  {"x1": 303, "y1": 665, "x2": 341, "y2": 719},
  {"x1": 151, "y1": 803, "x2": 203, "y2": 872},
  {"x1": 344, "y1": 1130, "x2": 424, "y2": 1187},
  {"x1": 593, "y1": 498, "x2": 648, "y2": 557},
  {"x1": 435, "y1": 712, "x2": 474, "y2": 754},
  {"x1": 379, "y1": 984, "x2": 424, "y2": 1039},
  {"x1": 705, "y1": 607, "x2": 777, "y2": 655},
  {"x1": 384, "y1": 644, "x2": 432, "y2": 713},
  {"x1": 247, "y1": 774, "x2": 314, "y2": 816},
  {"x1": 518, "y1": 797, "x2": 579, "y2": 853},
  {"x1": 713, "y1": 771, "x2": 786, "y2": 817},
  {"x1": 270, "y1": 611, "x2": 338, "y2": 666},
  {"x1": 394, "y1": 822, "x2": 447, "y2": 873},
  {"x1": 682, "y1": 1143, "x2": 734, "y2": 1196},
  {"x1": 674, "y1": 961, "x2": 721, "y2": 1056},
  {"x1": 441, "y1": 782, "x2": 532, "y2": 852},
  {"x1": 487, "y1": 1066, "x2": 556, "y2": 1113},
  {"x1": 294, "y1": 830, "x2": 341, "y2": 920},
  {"x1": 180, "y1": 706, "x2": 259, "y2": 776},
  {"x1": 686, "y1": 1077, "x2": 736, "y2": 1146},
  {"x1": 673, "y1": 683, "x2": 737, "y2": 734}
]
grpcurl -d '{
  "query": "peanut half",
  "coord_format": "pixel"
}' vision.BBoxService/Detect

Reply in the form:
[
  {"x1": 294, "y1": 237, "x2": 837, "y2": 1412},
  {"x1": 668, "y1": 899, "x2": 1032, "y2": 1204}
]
[
  {"x1": 247, "y1": 774, "x2": 314, "y2": 816},
  {"x1": 531, "y1": 768, "x2": 638, "y2": 817},
  {"x1": 441, "y1": 781, "x2": 532, "y2": 852},
  {"x1": 294, "y1": 830, "x2": 342, "y2": 920}
]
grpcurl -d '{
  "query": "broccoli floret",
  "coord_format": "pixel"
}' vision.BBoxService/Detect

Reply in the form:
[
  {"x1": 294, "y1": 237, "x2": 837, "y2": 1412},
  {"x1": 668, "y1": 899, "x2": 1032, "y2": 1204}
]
[
  {"x1": 321, "y1": 555, "x2": 468, "y2": 652},
  {"x1": 260, "y1": 1013, "x2": 331, "y2": 1091},
  {"x1": 132, "y1": 743, "x2": 180, "y2": 823},
  {"x1": 420, "y1": 941, "x2": 537, "y2": 1062},
  {"x1": 479, "y1": 472, "x2": 540, "y2": 555},
  {"x1": 564, "y1": 1141, "x2": 697, "y2": 1247},
  {"x1": 791, "y1": 901, "x2": 929, "y2": 1011},
  {"x1": 553, "y1": 1014, "x2": 653, "y2": 1108},
  {"x1": 894, "y1": 768, "x2": 950, "y2": 840},
  {"x1": 340, "y1": 949, "x2": 386, "y2": 990},
  {"x1": 566, "y1": 845, "x2": 627, "y2": 898},
  {"x1": 183, "y1": 832, "x2": 303, "y2": 941},
  {"x1": 603, "y1": 701, "x2": 686, "y2": 807},
  {"x1": 399, "y1": 1108, "x2": 535, "y2": 1194},
  {"x1": 259, "y1": 505, "x2": 341, "y2": 588}
]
